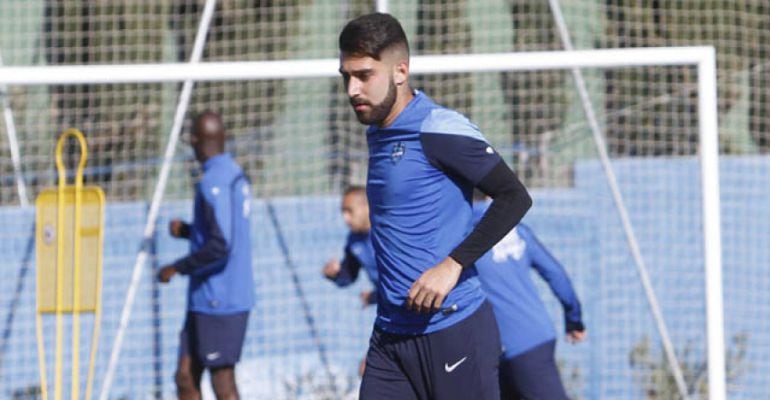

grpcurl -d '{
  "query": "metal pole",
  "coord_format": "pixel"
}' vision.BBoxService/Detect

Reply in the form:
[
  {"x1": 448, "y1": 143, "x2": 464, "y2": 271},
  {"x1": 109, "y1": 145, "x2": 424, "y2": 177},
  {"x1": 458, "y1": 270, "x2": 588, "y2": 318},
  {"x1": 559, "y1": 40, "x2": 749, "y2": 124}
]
[
  {"x1": 375, "y1": 0, "x2": 388, "y2": 13},
  {"x1": 98, "y1": 1, "x2": 218, "y2": 398},
  {"x1": 546, "y1": 1, "x2": 691, "y2": 398},
  {"x1": 697, "y1": 47, "x2": 727, "y2": 400},
  {"x1": 0, "y1": 53, "x2": 29, "y2": 206}
]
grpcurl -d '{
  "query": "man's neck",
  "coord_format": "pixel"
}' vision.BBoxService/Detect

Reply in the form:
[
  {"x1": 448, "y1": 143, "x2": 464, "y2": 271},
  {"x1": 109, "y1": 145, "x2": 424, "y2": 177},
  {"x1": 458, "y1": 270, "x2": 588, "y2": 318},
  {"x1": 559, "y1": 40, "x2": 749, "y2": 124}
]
[{"x1": 199, "y1": 151, "x2": 225, "y2": 167}]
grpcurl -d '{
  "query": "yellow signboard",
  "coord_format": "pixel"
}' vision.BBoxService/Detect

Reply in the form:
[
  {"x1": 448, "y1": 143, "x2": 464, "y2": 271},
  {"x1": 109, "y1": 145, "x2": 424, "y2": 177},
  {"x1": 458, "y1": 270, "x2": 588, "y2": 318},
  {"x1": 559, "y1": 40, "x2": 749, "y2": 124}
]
[
  {"x1": 35, "y1": 128, "x2": 104, "y2": 400},
  {"x1": 36, "y1": 186, "x2": 104, "y2": 313}
]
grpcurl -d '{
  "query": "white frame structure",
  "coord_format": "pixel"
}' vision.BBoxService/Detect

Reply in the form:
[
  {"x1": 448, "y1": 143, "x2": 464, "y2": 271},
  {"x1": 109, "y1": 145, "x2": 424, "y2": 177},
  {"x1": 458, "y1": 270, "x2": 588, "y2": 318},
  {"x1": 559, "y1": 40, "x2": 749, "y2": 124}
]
[{"x1": 0, "y1": 47, "x2": 725, "y2": 400}]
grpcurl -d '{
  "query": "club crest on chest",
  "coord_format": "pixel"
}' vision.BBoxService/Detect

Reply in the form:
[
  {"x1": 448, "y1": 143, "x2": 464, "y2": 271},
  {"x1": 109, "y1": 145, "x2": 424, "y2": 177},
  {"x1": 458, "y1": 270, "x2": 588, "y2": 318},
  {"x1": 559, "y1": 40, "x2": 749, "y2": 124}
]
[{"x1": 391, "y1": 142, "x2": 406, "y2": 164}]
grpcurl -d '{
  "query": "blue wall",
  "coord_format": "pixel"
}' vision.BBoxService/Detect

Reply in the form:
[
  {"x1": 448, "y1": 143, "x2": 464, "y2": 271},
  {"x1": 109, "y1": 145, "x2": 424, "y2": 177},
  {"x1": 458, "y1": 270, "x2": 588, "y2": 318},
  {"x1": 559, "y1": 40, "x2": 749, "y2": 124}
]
[{"x1": 1, "y1": 156, "x2": 768, "y2": 399}]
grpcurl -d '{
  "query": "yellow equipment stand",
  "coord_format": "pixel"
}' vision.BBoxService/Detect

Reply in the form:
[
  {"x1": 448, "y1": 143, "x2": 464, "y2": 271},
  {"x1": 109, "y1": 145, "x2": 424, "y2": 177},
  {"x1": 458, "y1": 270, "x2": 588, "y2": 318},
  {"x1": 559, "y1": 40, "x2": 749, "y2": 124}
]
[{"x1": 35, "y1": 129, "x2": 104, "y2": 400}]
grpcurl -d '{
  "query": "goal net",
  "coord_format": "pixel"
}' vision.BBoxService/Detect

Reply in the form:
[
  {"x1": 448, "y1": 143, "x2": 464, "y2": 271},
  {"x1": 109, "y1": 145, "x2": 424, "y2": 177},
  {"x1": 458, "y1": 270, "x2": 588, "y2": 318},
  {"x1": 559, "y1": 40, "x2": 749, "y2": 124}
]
[{"x1": 0, "y1": 2, "x2": 767, "y2": 400}]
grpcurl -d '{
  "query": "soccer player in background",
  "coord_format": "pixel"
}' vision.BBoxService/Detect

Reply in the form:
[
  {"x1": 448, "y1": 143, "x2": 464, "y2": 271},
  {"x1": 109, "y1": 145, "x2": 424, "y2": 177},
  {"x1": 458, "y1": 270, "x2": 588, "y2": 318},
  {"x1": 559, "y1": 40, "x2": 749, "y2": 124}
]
[
  {"x1": 322, "y1": 185, "x2": 378, "y2": 307},
  {"x1": 322, "y1": 185, "x2": 378, "y2": 376},
  {"x1": 158, "y1": 111, "x2": 254, "y2": 400},
  {"x1": 339, "y1": 13, "x2": 532, "y2": 399},
  {"x1": 474, "y1": 192, "x2": 586, "y2": 400}
]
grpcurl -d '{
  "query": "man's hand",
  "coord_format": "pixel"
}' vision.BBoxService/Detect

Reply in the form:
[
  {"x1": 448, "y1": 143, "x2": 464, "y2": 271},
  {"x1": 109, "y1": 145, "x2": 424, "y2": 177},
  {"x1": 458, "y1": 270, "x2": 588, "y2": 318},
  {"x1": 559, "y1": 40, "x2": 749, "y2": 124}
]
[
  {"x1": 566, "y1": 329, "x2": 587, "y2": 344},
  {"x1": 407, "y1": 257, "x2": 463, "y2": 314},
  {"x1": 158, "y1": 265, "x2": 177, "y2": 283},
  {"x1": 323, "y1": 258, "x2": 341, "y2": 280},
  {"x1": 169, "y1": 219, "x2": 190, "y2": 239},
  {"x1": 360, "y1": 290, "x2": 374, "y2": 307},
  {"x1": 358, "y1": 357, "x2": 367, "y2": 377}
]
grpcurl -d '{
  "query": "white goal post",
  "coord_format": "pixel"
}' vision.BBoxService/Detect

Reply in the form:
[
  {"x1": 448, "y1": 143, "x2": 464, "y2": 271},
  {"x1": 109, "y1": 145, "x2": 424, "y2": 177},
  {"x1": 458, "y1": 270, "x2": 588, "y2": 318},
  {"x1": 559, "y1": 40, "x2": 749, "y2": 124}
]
[{"x1": 0, "y1": 47, "x2": 725, "y2": 400}]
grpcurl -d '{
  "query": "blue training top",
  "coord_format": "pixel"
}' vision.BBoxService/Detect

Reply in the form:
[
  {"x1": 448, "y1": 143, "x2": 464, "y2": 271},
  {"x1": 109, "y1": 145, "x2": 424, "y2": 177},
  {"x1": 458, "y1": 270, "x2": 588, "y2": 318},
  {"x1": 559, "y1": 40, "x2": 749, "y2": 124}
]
[
  {"x1": 331, "y1": 231, "x2": 379, "y2": 305},
  {"x1": 173, "y1": 153, "x2": 255, "y2": 315},
  {"x1": 366, "y1": 91, "x2": 502, "y2": 334},
  {"x1": 472, "y1": 202, "x2": 583, "y2": 359}
]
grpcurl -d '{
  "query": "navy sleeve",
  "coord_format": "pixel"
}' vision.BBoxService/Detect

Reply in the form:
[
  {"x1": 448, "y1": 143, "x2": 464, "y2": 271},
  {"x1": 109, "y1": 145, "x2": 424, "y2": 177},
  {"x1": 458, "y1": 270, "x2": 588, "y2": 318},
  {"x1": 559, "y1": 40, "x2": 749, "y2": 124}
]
[
  {"x1": 173, "y1": 185, "x2": 231, "y2": 277},
  {"x1": 520, "y1": 225, "x2": 584, "y2": 332},
  {"x1": 422, "y1": 133, "x2": 532, "y2": 268},
  {"x1": 333, "y1": 246, "x2": 362, "y2": 287},
  {"x1": 421, "y1": 133, "x2": 501, "y2": 186},
  {"x1": 451, "y1": 161, "x2": 531, "y2": 267}
]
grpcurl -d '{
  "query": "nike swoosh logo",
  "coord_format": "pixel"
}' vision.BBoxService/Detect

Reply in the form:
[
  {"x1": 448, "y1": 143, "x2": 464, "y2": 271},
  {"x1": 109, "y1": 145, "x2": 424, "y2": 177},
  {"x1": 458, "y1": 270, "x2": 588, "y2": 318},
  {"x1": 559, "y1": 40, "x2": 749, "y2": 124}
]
[
  {"x1": 206, "y1": 352, "x2": 221, "y2": 361},
  {"x1": 444, "y1": 356, "x2": 468, "y2": 373}
]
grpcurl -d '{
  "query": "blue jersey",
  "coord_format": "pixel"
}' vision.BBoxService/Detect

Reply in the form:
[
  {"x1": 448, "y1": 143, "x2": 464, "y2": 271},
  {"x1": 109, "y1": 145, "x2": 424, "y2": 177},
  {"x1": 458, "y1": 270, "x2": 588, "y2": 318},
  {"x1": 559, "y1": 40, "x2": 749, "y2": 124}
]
[
  {"x1": 472, "y1": 203, "x2": 583, "y2": 359},
  {"x1": 173, "y1": 153, "x2": 255, "y2": 315},
  {"x1": 332, "y1": 231, "x2": 379, "y2": 305},
  {"x1": 366, "y1": 91, "x2": 503, "y2": 334}
]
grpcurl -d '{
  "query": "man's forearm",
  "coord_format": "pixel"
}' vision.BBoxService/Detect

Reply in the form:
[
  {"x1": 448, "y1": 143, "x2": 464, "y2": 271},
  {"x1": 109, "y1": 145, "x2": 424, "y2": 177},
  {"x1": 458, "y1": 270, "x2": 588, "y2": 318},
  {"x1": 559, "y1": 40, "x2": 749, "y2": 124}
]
[{"x1": 449, "y1": 161, "x2": 532, "y2": 267}]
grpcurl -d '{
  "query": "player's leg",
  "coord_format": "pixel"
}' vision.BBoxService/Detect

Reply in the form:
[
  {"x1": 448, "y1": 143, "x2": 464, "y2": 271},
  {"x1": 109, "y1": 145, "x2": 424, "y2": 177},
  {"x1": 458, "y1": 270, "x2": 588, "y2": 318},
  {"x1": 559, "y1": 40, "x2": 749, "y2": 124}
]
[
  {"x1": 498, "y1": 339, "x2": 569, "y2": 400},
  {"x1": 176, "y1": 354, "x2": 204, "y2": 400},
  {"x1": 359, "y1": 328, "x2": 420, "y2": 400},
  {"x1": 429, "y1": 301, "x2": 502, "y2": 400},
  {"x1": 210, "y1": 366, "x2": 238, "y2": 400},
  {"x1": 176, "y1": 314, "x2": 204, "y2": 399},
  {"x1": 498, "y1": 360, "x2": 519, "y2": 400},
  {"x1": 192, "y1": 311, "x2": 250, "y2": 400}
]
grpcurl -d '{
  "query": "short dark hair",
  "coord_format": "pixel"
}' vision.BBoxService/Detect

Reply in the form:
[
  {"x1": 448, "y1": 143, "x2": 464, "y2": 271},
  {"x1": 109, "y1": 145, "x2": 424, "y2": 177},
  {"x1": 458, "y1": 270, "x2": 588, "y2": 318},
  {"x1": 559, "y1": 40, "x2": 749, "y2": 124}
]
[{"x1": 339, "y1": 13, "x2": 409, "y2": 60}]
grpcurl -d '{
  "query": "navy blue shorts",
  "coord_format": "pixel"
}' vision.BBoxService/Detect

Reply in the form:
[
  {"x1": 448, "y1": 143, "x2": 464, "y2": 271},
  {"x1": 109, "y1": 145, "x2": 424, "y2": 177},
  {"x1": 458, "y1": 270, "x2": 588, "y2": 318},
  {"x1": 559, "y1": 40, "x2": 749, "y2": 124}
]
[
  {"x1": 360, "y1": 301, "x2": 501, "y2": 400},
  {"x1": 499, "y1": 339, "x2": 569, "y2": 400},
  {"x1": 179, "y1": 311, "x2": 249, "y2": 369}
]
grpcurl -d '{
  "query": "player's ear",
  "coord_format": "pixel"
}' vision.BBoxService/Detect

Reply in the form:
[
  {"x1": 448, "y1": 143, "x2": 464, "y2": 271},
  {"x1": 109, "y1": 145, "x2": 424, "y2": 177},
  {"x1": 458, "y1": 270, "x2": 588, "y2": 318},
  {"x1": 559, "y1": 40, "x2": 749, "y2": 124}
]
[{"x1": 393, "y1": 60, "x2": 409, "y2": 86}]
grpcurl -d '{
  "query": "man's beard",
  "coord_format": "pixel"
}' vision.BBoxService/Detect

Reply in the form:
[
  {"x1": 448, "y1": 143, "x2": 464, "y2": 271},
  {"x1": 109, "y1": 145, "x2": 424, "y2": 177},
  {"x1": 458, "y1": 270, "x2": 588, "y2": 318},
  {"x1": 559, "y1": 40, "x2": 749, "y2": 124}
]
[{"x1": 352, "y1": 79, "x2": 397, "y2": 126}]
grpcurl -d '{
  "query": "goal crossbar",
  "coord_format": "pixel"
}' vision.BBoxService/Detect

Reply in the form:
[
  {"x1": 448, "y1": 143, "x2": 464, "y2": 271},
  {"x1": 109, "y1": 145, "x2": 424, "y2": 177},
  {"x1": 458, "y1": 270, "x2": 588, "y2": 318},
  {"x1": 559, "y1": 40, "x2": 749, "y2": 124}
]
[{"x1": 1, "y1": 47, "x2": 715, "y2": 84}]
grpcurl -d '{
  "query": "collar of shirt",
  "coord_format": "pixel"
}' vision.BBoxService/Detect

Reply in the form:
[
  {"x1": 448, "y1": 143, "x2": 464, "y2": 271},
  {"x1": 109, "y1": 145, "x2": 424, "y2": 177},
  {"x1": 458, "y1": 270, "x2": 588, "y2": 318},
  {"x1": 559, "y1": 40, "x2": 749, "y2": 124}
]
[{"x1": 202, "y1": 153, "x2": 232, "y2": 172}]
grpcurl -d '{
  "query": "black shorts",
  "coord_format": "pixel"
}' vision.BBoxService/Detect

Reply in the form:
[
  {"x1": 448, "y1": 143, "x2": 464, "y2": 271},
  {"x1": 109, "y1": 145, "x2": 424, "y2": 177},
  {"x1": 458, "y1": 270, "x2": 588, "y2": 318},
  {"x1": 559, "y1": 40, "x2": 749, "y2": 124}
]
[
  {"x1": 360, "y1": 301, "x2": 501, "y2": 400},
  {"x1": 499, "y1": 339, "x2": 569, "y2": 400},
  {"x1": 179, "y1": 311, "x2": 249, "y2": 369}
]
